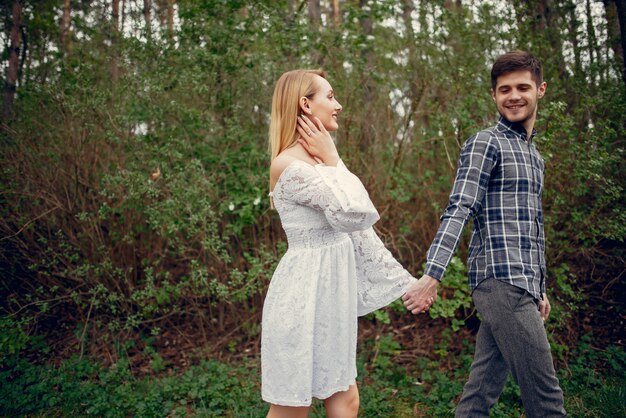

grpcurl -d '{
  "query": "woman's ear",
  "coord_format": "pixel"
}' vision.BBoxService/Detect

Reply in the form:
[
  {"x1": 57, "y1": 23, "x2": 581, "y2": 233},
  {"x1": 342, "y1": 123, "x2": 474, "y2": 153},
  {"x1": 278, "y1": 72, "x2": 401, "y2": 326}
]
[{"x1": 299, "y1": 96, "x2": 312, "y2": 115}]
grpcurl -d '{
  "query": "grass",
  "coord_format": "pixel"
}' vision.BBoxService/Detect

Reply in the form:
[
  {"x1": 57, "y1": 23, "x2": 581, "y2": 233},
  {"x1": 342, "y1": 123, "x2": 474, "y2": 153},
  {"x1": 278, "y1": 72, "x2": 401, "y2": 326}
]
[{"x1": 0, "y1": 335, "x2": 624, "y2": 417}]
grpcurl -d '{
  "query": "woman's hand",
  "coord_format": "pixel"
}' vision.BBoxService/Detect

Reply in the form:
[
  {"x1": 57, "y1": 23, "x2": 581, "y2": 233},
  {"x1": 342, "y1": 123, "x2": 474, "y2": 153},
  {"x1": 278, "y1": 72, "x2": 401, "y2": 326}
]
[{"x1": 296, "y1": 115, "x2": 340, "y2": 166}]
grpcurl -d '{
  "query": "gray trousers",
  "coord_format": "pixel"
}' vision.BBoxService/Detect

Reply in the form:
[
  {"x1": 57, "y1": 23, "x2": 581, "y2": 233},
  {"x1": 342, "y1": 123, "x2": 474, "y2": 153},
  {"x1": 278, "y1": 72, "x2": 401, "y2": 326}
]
[{"x1": 455, "y1": 279, "x2": 566, "y2": 418}]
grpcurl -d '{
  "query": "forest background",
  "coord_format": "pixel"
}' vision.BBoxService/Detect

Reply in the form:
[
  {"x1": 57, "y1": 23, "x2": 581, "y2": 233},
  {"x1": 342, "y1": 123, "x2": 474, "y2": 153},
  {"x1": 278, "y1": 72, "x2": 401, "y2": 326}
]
[{"x1": 0, "y1": 0, "x2": 624, "y2": 416}]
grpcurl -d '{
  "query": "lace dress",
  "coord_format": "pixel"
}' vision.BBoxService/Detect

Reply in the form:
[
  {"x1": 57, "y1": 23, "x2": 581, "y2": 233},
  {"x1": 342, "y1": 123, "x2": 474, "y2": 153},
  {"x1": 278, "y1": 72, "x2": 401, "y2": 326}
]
[{"x1": 261, "y1": 159, "x2": 416, "y2": 406}]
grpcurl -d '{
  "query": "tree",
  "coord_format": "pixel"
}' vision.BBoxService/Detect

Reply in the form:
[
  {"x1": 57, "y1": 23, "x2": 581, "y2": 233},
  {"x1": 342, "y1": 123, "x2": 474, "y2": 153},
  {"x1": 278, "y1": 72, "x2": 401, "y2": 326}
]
[
  {"x1": 143, "y1": 0, "x2": 152, "y2": 35},
  {"x1": 60, "y1": 0, "x2": 70, "y2": 52},
  {"x1": 3, "y1": 0, "x2": 22, "y2": 121},
  {"x1": 111, "y1": 0, "x2": 120, "y2": 83},
  {"x1": 604, "y1": 0, "x2": 626, "y2": 86}
]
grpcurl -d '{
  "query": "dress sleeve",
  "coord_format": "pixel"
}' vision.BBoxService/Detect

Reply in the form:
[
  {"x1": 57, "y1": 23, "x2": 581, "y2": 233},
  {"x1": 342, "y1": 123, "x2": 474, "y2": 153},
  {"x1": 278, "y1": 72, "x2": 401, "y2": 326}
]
[
  {"x1": 277, "y1": 160, "x2": 380, "y2": 232},
  {"x1": 349, "y1": 227, "x2": 417, "y2": 316}
]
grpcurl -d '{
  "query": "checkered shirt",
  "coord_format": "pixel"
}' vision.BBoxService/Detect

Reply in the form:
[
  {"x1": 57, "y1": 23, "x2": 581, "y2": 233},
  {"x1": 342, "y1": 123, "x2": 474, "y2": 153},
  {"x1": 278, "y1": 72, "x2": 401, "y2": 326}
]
[{"x1": 424, "y1": 117, "x2": 547, "y2": 300}]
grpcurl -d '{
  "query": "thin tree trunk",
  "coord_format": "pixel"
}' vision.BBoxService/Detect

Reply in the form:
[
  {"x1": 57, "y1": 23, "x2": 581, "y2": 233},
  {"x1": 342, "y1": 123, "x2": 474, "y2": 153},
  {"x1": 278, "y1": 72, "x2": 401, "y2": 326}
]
[
  {"x1": 167, "y1": 0, "x2": 174, "y2": 40},
  {"x1": 567, "y1": 0, "x2": 583, "y2": 76},
  {"x1": 418, "y1": 0, "x2": 428, "y2": 36},
  {"x1": 121, "y1": 0, "x2": 127, "y2": 36},
  {"x1": 112, "y1": 0, "x2": 119, "y2": 83},
  {"x1": 144, "y1": 0, "x2": 152, "y2": 34},
  {"x1": 308, "y1": 0, "x2": 322, "y2": 64},
  {"x1": 605, "y1": 0, "x2": 626, "y2": 87},
  {"x1": 617, "y1": 0, "x2": 626, "y2": 72},
  {"x1": 534, "y1": 0, "x2": 547, "y2": 31},
  {"x1": 61, "y1": 0, "x2": 71, "y2": 52},
  {"x1": 308, "y1": 0, "x2": 321, "y2": 25},
  {"x1": 157, "y1": 0, "x2": 166, "y2": 30},
  {"x1": 586, "y1": 0, "x2": 597, "y2": 69},
  {"x1": 443, "y1": 0, "x2": 463, "y2": 54},
  {"x1": 444, "y1": 0, "x2": 462, "y2": 11},
  {"x1": 332, "y1": 0, "x2": 340, "y2": 26},
  {"x1": 3, "y1": 0, "x2": 22, "y2": 121},
  {"x1": 358, "y1": 0, "x2": 375, "y2": 153},
  {"x1": 544, "y1": 0, "x2": 568, "y2": 82},
  {"x1": 403, "y1": 0, "x2": 416, "y2": 58},
  {"x1": 18, "y1": 24, "x2": 27, "y2": 88}
]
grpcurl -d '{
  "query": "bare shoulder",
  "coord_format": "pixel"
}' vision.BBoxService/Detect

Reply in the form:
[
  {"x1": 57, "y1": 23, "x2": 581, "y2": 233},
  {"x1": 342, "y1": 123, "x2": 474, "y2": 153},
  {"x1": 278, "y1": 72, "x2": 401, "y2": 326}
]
[
  {"x1": 270, "y1": 154, "x2": 299, "y2": 190},
  {"x1": 270, "y1": 145, "x2": 319, "y2": 190}
]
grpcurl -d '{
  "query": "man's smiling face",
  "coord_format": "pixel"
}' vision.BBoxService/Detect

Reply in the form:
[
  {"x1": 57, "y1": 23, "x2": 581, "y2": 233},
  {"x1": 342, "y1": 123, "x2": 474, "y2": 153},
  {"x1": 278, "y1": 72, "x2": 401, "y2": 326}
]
[{"x1": 491, "y1": 70, "x2": 547, "y2": 132}]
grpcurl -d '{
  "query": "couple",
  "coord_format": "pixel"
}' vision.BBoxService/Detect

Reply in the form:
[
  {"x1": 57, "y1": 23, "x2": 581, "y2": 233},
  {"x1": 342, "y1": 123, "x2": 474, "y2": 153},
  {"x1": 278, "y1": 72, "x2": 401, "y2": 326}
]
[{"x1": 261, "y1": 51, "x2": 567, "y2": 418}]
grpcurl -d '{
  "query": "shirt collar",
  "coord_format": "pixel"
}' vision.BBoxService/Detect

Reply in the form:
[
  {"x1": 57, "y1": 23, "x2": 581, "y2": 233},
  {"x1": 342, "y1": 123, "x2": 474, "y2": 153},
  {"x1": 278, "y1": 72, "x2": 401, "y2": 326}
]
[{"x1": 496, "y1": 116, "x2": 537, "y2": 142}]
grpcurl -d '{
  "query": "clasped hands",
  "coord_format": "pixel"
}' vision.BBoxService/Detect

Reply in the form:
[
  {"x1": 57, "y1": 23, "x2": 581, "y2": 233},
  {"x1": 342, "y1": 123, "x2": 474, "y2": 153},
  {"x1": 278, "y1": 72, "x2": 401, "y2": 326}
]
[
  {"x1": 403, "y1": 276, "x2": 553, "y2": 321},
  {"x1": 402, "y1": 275, "x2": 439, "y2": 315}
]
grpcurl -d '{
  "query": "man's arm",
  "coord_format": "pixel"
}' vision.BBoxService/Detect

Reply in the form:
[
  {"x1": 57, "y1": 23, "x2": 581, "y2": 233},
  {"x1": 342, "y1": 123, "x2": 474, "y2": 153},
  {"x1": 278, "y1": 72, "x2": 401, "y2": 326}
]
[{"x1": 403, "y1": 132, "x2": 499, "y2": 314}]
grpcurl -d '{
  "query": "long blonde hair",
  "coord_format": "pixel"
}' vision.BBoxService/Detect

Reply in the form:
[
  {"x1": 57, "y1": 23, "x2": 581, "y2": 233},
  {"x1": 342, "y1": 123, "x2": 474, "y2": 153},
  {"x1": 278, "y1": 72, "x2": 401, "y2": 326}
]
[{"x1": 269, "y1": 69, "x2": 326, "y2": 161}]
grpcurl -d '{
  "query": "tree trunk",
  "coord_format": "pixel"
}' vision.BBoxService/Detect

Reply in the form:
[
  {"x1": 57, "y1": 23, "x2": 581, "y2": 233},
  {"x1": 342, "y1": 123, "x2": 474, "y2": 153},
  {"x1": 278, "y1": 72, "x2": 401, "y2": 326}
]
[
  {"x1": 111, "y1": 0, "x2": 119, "y2": 83},
  {"x1": 444, "y1": 0, "x2": 462, "y2": 11},
  {"x1": 586, "y1": 0, "x2": 597, "y2": 68},
  {"x1": 157, "y1": 0, "x2": 166, "y2": 30},
  {"x1": 308, "y1": 0, "x2": 322, "y2": 65},
  {"x1": 605, "y1": 0, "x2": 626, "y2": 87},
  {"x1": 358, "y1": 0, "x2": 375, "y2": 153},
  {"x1": 403, "y1": 0, "x2": 416, "y2": 54},
  {"x1": 331, "y1": 0, "x2": 340, "y2": 26},
  {"x1": 418, "y1": 0, "x2": 428, "y2": 36},
  {"x1": 567, "y1": 0, "x2": 583, "y2": 76},
  {"x1": 544, "y1": 0, "x2": 568, "y2": 82},
  {"x1": 167, "y1": 0, "x2": 175, "y2": 40},
  {"x1": 18, "y1": 24, "x2": 27, "y2": 88},
  {"x1": 3, "y1": 0, "x2": 22, "y2": 121},
  {"x1": 617, "y1": 0, "x2": 626, "y2": 72},
  {"x1": 60, "y1": 0, "x2": 71, "y2": 53},
  {"x1": 144, "y1": 0, "x2": 152, "y2": 34},
  {"x1": 534, "y1": 0, "x2": 547, "y2": 31},
  {"x1": 308, "y1": 0, "x2": 321, "y2": 25},
  {"x1": 121, "y1": 0, "x2": 127, "y2": 36}
]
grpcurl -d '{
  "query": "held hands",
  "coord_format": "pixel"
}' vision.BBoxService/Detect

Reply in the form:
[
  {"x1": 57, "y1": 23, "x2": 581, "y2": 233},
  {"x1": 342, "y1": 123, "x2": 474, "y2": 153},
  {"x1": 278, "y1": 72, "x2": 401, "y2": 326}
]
[
  {"x1": 402, "y1": 275, "x2": 439, "y2": 315},
  {"x1": 296, "y1": 115, "x2": 339, "y2": 166},
  {"x1": 538, "y1": 293, "x2": 551, "y2": 321}
]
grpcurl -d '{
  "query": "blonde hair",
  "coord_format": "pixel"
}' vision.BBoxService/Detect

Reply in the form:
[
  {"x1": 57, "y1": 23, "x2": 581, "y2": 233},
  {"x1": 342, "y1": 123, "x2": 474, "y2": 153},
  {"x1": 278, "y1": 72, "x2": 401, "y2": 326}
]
[{"x1": 269, "y1": 69, "x2": 326, "y2": 161}]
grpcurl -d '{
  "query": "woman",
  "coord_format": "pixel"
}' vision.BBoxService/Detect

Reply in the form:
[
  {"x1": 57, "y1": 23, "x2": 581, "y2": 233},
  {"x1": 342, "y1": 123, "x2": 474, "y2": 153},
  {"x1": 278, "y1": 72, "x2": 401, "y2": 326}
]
[{"x1": 262, "y1": 69, "x2": 426, "y2": 418}]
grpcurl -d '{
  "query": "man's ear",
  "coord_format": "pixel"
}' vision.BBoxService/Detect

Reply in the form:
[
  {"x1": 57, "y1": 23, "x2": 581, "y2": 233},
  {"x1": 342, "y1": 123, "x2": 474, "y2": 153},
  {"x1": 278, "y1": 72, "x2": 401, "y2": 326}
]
[
  {"x1": 491, "y1": 89, "x2": 496, "y2": 102},
  {"x1": 537, "y1": 81, "x2": 547, "y2": 99}
]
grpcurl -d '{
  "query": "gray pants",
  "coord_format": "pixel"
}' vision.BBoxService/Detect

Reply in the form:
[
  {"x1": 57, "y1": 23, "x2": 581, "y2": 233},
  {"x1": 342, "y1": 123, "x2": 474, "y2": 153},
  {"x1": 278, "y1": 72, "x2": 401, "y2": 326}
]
[{"x1": 455, "y1": 279, "x2": 566, "y2": 418}]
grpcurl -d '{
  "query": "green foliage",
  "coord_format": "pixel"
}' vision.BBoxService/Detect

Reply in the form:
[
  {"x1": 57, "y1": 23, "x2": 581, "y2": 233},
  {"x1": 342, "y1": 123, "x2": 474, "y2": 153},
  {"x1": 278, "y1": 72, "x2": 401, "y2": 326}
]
[
  {"x1": 0, "y1": 316, "x2": 32, "y2": 367},
  {"x1": 0, "y1": 355, "x2": 265, "y2": 417},
  {"x1": 0, "y1": 331, "x2": 623, "y2": 417},
  {"x1": 560, "y1": 335, "x2": 626, "y2": 418},
  {"x1": 427, "y1": 256, "x2": 472, "y2": 331},
  {"x1": 0, "y1": 5, "x2": 623, "y2": 415}
]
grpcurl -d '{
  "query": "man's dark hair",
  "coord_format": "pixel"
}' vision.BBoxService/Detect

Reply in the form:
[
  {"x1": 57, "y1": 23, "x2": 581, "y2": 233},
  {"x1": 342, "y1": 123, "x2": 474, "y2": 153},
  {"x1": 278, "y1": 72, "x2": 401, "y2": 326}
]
[{"x1": 491, "y1": 50, "x2": 543, "y2": 90}]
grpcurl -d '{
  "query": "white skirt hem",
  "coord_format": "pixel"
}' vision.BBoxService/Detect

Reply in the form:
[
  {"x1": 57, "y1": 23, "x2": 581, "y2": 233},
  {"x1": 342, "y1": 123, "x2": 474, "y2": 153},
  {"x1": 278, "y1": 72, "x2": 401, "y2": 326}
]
[{"x1": 262, "y1": 377, "x2": 357, "y2": 407}]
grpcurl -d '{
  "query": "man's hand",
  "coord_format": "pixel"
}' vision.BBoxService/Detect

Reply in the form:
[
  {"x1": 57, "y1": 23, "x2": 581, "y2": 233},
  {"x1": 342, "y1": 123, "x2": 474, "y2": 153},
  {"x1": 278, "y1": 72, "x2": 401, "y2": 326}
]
[
  {"x1": 402, "y1": 275, "x2": 439, "y2": 314},
  {"x1": 538, "y1": 293, "x2": 551, "y2": 321}
]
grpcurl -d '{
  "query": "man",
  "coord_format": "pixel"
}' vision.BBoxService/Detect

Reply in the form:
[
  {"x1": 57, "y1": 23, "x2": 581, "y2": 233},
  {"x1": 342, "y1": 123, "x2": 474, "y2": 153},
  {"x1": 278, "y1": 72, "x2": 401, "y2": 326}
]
[{"x1": 403, "y1": 51, "x2": 566, "y2": 417}]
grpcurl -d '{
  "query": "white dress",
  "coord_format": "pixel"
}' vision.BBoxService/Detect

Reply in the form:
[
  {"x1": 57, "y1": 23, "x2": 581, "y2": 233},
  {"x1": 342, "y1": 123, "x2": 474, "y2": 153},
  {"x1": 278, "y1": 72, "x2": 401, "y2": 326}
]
[{"x1": 261, "y1": 159, "x2": 416, "y2": 406}]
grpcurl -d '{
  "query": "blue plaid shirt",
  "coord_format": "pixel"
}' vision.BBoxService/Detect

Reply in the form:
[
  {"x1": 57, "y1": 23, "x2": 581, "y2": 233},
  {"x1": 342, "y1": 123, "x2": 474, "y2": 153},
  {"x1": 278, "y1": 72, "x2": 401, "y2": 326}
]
[{"x1": 424, "y1": 117, "x2": 546, "y2": 300}]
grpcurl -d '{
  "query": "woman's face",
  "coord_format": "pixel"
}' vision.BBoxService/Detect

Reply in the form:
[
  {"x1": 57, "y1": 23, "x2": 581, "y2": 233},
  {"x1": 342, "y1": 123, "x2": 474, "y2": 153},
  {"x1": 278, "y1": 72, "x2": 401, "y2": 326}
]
[{"x1": 302, "y1": 76, "x2": 343, "y2": 132}]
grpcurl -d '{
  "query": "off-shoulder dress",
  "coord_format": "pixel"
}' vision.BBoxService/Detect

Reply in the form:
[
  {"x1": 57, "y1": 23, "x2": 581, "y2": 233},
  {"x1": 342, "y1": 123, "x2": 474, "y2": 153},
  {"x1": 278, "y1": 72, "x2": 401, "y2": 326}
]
[{"x1": 261, "y1": 159, "x2": 416, "y2": 406}]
